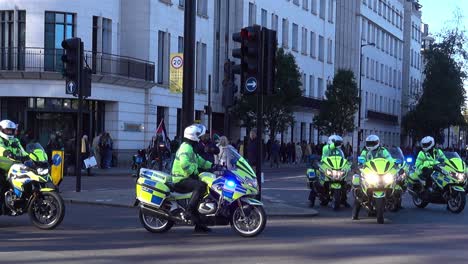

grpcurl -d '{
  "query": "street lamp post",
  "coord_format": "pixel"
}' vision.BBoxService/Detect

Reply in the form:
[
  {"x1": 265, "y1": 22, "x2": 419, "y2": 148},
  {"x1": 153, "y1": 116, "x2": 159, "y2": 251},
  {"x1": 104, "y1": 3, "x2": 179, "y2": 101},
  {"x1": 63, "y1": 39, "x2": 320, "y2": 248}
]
[{"x1": 357, "y1": 42, "x2": 375, "y2": 152}]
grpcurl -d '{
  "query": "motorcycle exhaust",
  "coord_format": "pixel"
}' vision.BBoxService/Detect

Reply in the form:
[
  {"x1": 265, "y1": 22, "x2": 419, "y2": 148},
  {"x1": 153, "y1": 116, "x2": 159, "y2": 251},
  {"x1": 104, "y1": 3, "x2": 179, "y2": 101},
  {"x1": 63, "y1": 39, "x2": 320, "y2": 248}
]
[{"x1": 140, "y1": 204, "x2": 181, "y2": 222}]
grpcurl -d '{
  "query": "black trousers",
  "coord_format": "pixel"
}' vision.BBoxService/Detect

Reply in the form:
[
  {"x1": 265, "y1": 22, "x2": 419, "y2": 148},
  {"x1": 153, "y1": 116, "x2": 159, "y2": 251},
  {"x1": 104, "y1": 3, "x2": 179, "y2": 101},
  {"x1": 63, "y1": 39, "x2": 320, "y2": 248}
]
[{"x1": 173, "y1": 178, "x2": 207, "y2": 215}]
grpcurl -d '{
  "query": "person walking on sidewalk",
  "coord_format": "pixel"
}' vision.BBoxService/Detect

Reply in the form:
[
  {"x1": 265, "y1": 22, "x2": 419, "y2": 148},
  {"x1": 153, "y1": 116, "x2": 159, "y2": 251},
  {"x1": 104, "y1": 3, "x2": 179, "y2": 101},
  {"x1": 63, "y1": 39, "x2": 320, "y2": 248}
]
[
  {"x1": 81, "y1": 135, "x2": 93, "y2": 176},
  {"x1": 92, "y1": 132, "x2": 102, "y2": 169},
  {"x1": 270, "y1": 140, "x2": 280, "y2": 168},
  {"x1": 100, "y1": 132, "x2": 113, "y2": 169},
  {"x1": 295, "y1": 143, "x2": 303, "y2": 165},
  {"x1": 247, "y1": 129, "x2": 258, "y2": 169}
]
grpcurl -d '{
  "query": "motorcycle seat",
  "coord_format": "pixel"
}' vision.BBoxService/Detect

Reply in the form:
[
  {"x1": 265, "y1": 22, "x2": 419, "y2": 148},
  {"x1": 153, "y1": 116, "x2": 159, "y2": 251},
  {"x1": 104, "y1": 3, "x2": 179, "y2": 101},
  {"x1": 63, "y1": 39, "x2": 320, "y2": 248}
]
[{"x1": 169, "y1": 192, "x2": 193, "y2": 199}]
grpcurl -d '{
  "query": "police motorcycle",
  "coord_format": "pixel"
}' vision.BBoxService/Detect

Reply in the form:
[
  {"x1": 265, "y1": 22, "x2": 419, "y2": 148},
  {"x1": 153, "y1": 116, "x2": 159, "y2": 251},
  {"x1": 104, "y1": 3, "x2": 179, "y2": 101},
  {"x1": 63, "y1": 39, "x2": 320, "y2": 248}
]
[
  {"x1": 386, "y1": 147, "x2": 410, "y2": 212},
  {"x1": 306, "y1": 149, "x2": 351, "y2": 210},
  {"x1": 443, "y1": 151, "x2": 468, "y2": 193},
  {"x1": 407, "y1": 150, "x2": 466, "y2": 213},
  {"x1": 135, "y1": 145, "x2": 266, "y2": 237},
  {"x1": 352, "y1": 156, "x2": 399, "y2": 224},
  {"x1": 2, "y1": 143, "x2": 65, "y2": 229}
]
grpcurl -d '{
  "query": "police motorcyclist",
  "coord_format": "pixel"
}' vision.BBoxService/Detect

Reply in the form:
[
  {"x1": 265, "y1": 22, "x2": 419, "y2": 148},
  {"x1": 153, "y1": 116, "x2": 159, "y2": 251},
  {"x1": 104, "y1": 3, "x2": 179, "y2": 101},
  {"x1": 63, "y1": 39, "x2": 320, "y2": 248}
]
[
  {"x1": 0, "y1": 120, "x2": 29, "y2": 214},
  {"x1": 320, "y1": 135, "x2": 350, "y2": 207},
  {"x1": 321, "y1": 135, "x2": 344, "y2": 161},
  {"x1": 359, "y1": 135, "x2": 392, "y2": 163},
  {"x1": 171, "y1": 124, "x2": 213, "y2": 233},
  {"x1": 412, "y1": 136, "x2": 447, "y2": 191}
]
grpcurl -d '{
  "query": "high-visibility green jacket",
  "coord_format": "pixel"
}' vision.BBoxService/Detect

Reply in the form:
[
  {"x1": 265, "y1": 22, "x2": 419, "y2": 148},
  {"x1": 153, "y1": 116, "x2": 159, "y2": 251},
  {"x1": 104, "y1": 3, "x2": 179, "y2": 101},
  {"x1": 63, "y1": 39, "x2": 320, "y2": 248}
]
[
  {"x1": 0, "y1": 137, "x2": 28, "y2": 172},
  {"x1": 321, "y1": 143, "x2": 344, "y2": 161},
  {"x1": 415, "y1": 148, "x2": 447, "y2": 171},
  {"x1": 359, "y1": 147, "x2": 392, "y2": 162},
  {"x1": 171, "y1": 142, "x2": 212, "y2": 183}
]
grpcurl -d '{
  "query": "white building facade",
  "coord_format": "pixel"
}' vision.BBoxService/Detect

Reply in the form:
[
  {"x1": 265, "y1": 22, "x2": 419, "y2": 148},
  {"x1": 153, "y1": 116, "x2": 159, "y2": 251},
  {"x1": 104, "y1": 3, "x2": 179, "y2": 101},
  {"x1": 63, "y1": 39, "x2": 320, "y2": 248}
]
[
  {"x1": 215, "y1": 0, "x2": 336, "y2": 144},
  {"x1": 336, "y1": 0, "x2": 426, "y2": 151},
  {"x1": 0, "y1": 0, "x2": 214, "y2": 163}
]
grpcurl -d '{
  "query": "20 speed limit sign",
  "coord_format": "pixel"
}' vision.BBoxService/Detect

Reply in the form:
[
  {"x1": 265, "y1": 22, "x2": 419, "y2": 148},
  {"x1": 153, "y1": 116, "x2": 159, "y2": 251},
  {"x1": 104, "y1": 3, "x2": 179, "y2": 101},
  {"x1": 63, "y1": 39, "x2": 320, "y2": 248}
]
[{"x1": 171, "y1": 55, "x2": 183, "y2": 69}]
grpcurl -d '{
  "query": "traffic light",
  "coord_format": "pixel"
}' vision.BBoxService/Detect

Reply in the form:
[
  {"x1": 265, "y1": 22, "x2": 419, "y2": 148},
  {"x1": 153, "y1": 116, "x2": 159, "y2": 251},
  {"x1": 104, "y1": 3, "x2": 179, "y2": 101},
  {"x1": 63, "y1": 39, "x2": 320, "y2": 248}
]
[
  {"x1": 263, "y1": 29, "x2": 277, "y2": 95},
  {"x1": 81, "y1": 67, "x2": 92, "y2": 98},
  {"x1": 231, "y1": 25, "x2": 261, "y2": 94},
  {"x1": 61, "y1": 38, "x2": 82, "y2": 96}
]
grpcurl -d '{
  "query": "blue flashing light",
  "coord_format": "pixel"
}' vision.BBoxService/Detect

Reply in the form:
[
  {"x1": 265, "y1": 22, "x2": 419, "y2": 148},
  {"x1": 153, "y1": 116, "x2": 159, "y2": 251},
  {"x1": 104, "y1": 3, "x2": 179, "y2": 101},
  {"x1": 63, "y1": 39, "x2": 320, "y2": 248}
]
[
  {"x1": 406, "y1": 157, "x2": 413, "y2": 163},
  {"x1": 226, "y1": 180, "x2": 236, "y2": 188}
]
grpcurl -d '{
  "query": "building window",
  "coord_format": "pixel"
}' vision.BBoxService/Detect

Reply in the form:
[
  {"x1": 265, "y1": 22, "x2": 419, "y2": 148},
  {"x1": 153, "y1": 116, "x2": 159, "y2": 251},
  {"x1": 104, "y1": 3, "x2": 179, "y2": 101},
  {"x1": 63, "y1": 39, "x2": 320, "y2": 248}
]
[
  {"x1": 311, "y1": 0, "x2": 318, "y2": 14},
  {"x1": 327, "y1": 38, "x2": 332, "y2": 63},
  {"x1": 370, "y1": 59, "x2": 374, "y2": 79},
  {"x1": 261, "y1": 9, "x2": 267, "y2": 27},
  {"x1": 303, "y1": 0, "x2": 309, "y2": 10},
  {"x1": 157, "y1": 30, "x2": 171, "y2": 85},
  {"x1": 310, "y1": 31, "x2": 316, "y2": 58},
  {"x1": 178, "y1": 36, "x2": 184, "y2": 53},
  {"x1": 293, "y1": 0, "x2": 300, "y2": 6},
  {"x1": 319, "y1": 0, "x2": 326, "y2": 19},
  {"x1": 179, "y1": 0, "x2": 185, "y2": 7},
  {"x1": 92, "y1": 16, "x2": 112, "y2": 72},
  {"x1": 196, "y1": 41, "x2": 207, "y2": 91},
  {"x1": 271, "y1": 14, "x2": 278, "y2": 31},
  {"x1": 292, "y1": 23, "x2": 298, "y2": 51},
  {"x1": 301, "y1": 27, "x2": 308, "y2": 54},
  {"x1": 309, "y1": 75, "x2": 315, "y2": 97},
  {"x1": 380, "y1": 63, "x2": 384, "y2": 84},
  {"x1": 317, "y1": 77, "x2": 324, "y2": 98},
  {"x1": 248, "y1": 2, "x2": 256, "y2": 26},
  {"x1": 366, "y1": 57, "x2": 369, "y2": 78},
  {"x1": 44, "y1": 11, "x2": 75, "y2": 71},
  {"x1": 318, "y1": 35, "x2": 324, "y2": 61},
  {"x1": 197, "y1": 0, "x2": 208, "y2": 17},
  {"x1": 282, "y1": 18, "x2": 289, "y2": 48},
  {"x1": 328, "y1": 0, "x2": 334, "y2": 23},
  {"x1": 302, "y1": 73, "x2": 307, "y2": 92},
  {"x1": 0, "y1": 10, "x2": 26, "y2": 70},
  {"x1": 361, "y1": 19, "x2": 366, "y2": 41}
]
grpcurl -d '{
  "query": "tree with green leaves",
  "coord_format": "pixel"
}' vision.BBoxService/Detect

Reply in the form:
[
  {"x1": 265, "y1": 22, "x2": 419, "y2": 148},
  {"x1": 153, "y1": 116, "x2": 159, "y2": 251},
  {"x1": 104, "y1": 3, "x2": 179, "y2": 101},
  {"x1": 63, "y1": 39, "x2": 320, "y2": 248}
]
[
  {"x1": 230, "y1": 48, "x2": 302, "y2": 138},
  {"x1": 313, "y1": 69, "x2": 359, "y2": 136},
  {"x1": 403, "y1": 29, "x2": 467, "y2": 143}
]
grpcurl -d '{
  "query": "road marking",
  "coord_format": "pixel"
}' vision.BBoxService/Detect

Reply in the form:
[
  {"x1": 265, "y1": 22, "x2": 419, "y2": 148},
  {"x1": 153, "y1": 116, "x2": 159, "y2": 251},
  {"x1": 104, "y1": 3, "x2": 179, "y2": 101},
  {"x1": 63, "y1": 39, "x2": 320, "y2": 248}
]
[{"x1": 264, "y1": 175, "x2": 305, "y2": 182}]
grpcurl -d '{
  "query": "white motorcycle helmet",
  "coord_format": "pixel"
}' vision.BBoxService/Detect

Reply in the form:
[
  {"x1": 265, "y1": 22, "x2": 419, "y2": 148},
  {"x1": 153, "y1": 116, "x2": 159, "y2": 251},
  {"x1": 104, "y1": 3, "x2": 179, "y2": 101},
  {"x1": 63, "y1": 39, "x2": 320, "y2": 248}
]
[
  {"x1": 183, "y1": 124, "x2": 207, "y2": 142},
  {"x1": 328, "y1": 135, "x2": 343, "y2": 148},
  {"x1": 365, "y1": 135, "x2": 380, "y2": 151},
  {"x1": 421, "y1": 136, "x2": 435, "y2": 152},
  {"x1": 0, "y1": 120, "x2": 17, "y2": 141}
]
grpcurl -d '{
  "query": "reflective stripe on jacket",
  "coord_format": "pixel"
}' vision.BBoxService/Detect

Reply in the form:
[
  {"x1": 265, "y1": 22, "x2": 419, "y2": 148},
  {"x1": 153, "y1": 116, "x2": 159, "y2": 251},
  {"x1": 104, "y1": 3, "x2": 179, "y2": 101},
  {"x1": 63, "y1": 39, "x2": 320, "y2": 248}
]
[
  {"x1": 359, "y1": 147, "x2": 392, "y2": 162},
  {"x1": 0, "y1": 138, "x2": 27, "y2": 172},
  {"x1": 321, "y1": 143, "x2": 344, "y2": 161}
]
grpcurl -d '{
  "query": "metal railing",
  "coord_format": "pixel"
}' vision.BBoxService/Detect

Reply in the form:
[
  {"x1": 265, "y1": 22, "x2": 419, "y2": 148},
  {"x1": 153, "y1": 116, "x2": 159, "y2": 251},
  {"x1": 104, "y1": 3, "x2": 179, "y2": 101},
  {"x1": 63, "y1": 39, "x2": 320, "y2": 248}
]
[{"x1": 0, "y1": 47, "x2": 155, "y2": 82}]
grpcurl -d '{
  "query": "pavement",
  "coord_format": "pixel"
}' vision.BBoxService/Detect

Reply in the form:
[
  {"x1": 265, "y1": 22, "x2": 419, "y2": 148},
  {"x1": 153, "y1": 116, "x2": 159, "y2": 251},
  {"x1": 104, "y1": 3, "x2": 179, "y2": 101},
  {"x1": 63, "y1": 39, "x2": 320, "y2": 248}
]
[{"x1": 60, "y1": 165, "x2": 318, "y2": 217}]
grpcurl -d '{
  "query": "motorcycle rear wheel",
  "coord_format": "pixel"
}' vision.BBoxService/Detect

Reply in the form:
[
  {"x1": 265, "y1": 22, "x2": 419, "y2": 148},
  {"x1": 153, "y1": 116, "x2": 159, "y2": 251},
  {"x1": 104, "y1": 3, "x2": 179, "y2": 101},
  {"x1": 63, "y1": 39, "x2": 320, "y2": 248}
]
[
  {"x1": 413, "y1": 195, "x2": 429, "y2": 208},
  {"x1": 28, "y1": 191, "x2": 65, "y2": 230},
  {"x1": 139, "y1": 208, "x2": 174, "y2": 233}
]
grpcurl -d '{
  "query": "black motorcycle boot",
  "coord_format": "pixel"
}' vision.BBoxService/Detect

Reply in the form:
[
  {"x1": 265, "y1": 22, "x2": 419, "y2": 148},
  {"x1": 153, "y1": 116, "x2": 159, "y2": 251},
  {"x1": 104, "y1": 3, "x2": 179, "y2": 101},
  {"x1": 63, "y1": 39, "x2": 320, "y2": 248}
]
[
  {"x1": 194, "y1": 225, "x2": 212, "y2": 233},
  {"x1": 352, "y1": 202, "x2": 361, "y2": 220}
]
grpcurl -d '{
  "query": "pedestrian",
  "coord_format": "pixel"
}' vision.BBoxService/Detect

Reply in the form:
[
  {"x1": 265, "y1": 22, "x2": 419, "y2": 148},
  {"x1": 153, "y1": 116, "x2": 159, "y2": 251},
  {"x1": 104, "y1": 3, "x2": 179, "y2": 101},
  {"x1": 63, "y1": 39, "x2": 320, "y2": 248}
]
[
  {"x1": 247, "y1": 129, "x2": 258, "y2": 169},
  {"x1": 198, "y1": 131, "x2": 219, "y2": 164},
  {"x1": 81, "y1": 135, "x2": 93, "y2": 176},
  {"x1": 295, "y1": 142, "x2": 303, "y2": 164},
  {"x1": 270, "y1": 140, "x2": 280, "y2": 168},
  {"x1": 92, "y1": 132, "x2": 102, "y2": 169},
  {"x1": 280, "y1": 142, "x2": 287, "y2": 163},
  {"x1": 305, "y1": 142, "x2": 312, "y2": 164},
  {"x1": 100, "y1": 132, "x2": 113, "y2": 169},
  {"x1": 216, "y1": 136, "x2": 231, "y2": 166}
]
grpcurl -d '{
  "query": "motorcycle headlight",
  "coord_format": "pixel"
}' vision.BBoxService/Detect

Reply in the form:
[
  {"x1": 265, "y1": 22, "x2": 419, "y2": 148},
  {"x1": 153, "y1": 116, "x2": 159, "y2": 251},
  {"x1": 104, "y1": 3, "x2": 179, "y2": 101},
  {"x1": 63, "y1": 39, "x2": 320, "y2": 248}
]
[
  {"x1": 37, "y1": 168, "x2": 49, "y2": 176},
  {"x1": 332, "y1": 170, "x2": 344, "y2": 179},
  {"x1": 247, "y1": 179, "x2": 258, "y2": 189},
  {"x1": 456, "y1": 173, "x2": 465, "y2": 182},
  {"x1": 363, "y1": 173, "x2": 379, "y2": 185},
  {"x1": 383, "y1": 173, "x2": 394, "y2": 185}
]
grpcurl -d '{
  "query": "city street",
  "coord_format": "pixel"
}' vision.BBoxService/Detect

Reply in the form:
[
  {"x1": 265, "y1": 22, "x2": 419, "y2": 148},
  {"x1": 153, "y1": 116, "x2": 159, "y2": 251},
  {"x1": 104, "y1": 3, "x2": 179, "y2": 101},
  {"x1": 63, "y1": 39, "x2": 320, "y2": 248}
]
[{"x1": 2, "y1": 168, "x2": 468, "y2": 264}]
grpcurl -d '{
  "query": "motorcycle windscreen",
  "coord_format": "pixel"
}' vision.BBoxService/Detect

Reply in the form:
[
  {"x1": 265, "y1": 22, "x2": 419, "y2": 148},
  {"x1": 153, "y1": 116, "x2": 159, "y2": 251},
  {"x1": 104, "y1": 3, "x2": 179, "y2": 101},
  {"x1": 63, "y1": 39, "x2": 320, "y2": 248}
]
[{"x1": 224, "y1": 146, "x2": 256, "y2": 180}]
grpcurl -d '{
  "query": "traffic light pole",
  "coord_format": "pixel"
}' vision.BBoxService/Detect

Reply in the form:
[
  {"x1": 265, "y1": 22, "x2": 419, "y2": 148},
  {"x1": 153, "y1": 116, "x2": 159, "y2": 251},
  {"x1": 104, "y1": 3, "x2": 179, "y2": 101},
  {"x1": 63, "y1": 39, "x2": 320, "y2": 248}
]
[
  {"x1": 74, "y1": 42, "x2": 83, "y2": 192},
  {"x1": 255, "y1": 29, "x2": 266, "y2": 200},
  {"x1": 181, "y1": 0, "x2": 196, "y2": 132}
]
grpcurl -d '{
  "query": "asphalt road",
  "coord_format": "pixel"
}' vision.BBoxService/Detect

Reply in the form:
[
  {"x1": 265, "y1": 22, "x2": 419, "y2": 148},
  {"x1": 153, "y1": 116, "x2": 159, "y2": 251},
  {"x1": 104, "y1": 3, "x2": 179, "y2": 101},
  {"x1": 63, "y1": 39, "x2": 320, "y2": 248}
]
[{"x1": 2, "y1": 167, "x2": 468, "y2": 264}]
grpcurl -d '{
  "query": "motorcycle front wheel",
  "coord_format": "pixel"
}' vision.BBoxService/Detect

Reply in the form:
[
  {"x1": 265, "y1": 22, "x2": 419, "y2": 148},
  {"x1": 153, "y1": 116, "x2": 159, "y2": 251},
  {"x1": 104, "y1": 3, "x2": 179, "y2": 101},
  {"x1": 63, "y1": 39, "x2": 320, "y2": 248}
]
[
  {"x1": 231, "y1": 205, "x2": 266, "y2": 237},
  {"x1": 28, "y1": 191, "x2": 65, "y2": 230},
  {"x1": 375, "y1": 197, "x2": 385, "y2": 224},
  {"x1": 447, "y1": 191, "x2": 466, "y2": 214}
]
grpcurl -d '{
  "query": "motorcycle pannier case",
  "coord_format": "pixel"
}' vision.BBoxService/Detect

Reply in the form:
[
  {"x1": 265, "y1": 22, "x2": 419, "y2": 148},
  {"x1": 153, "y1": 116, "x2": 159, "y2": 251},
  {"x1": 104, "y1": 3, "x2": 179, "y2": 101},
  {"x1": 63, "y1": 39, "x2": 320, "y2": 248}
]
[{"x1": 136, "y1": 168, "x2": 171, "y2": 207}]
